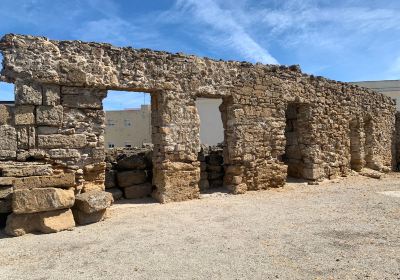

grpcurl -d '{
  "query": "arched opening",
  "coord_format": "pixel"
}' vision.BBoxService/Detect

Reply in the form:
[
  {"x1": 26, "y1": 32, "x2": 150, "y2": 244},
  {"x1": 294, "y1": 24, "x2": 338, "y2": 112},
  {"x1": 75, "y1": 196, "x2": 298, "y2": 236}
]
[
  {"x1": 103, "y1": 90, "x2": 156, "y2": 203},
  {"x1": 195, "y1": 97, "x2": 226, "y2": 193}
]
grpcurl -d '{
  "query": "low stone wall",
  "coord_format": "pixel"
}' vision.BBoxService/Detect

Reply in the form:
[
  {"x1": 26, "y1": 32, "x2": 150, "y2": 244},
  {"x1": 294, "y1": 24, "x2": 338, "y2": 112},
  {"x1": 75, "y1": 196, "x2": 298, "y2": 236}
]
[
  {"x1": 105, "y1": 147, "x2": 153, "y2": 200},
  {"x1": 198, "y1": 145, "x2": 224, "y2": 191}
]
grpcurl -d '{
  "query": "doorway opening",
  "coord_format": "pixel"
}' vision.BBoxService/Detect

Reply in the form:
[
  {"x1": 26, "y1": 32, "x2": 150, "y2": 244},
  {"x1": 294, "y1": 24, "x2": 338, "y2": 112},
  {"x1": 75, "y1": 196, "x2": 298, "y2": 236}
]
[
  {"x1": 349, "y1": 119, "x2": 363, "y2": 171},
  {"x1": 103, "y1": 90, "x2": 155, "y2": 203},
  {"x1": 283, "y1": 102, "x2": 308, "y2": 180},
  {"x1": 195, "y1": 98, "x2": 226, "y2": 192},
  {"x1": 364, "y1": 117, "x2": 374, "y2": 168}
]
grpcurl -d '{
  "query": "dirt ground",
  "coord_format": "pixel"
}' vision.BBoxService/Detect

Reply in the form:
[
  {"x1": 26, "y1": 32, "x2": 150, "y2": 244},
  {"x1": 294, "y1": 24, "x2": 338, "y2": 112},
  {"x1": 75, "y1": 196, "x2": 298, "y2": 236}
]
[{"x1": 1, "y1": 173, "x2": 400, "y2": 280}]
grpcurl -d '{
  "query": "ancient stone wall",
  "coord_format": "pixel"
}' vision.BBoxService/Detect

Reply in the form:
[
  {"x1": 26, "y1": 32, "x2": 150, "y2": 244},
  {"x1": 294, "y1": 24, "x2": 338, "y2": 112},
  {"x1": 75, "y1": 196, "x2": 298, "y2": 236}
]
[{"x1": 0, "y1": 34, "x2": 396, "y2": 236}]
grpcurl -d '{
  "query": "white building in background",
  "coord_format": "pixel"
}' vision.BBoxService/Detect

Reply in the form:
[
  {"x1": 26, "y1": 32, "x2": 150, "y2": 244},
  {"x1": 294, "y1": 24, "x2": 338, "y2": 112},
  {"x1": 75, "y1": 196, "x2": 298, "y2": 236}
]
[{"x1": 351, "y1": 80, "x2": 400, "y2": 110}]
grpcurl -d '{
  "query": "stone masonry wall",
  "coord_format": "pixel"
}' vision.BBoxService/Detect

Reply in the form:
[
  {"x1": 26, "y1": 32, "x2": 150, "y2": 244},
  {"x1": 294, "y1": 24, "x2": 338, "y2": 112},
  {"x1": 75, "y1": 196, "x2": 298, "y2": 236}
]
[{"x1": 0, "y1": 34, "x2": 397, "y2": 236}]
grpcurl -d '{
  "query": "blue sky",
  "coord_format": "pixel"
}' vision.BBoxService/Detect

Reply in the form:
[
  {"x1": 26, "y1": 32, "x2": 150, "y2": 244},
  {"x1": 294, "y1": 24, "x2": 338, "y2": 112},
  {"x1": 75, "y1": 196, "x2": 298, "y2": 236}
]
[{"x1": 0, "y1": 0, "x2": 399, "y2": 109}]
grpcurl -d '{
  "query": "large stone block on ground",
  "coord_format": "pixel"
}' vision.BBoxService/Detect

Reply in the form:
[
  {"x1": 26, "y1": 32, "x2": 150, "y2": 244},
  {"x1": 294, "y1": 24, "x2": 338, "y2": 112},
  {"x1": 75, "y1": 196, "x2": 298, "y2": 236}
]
[
  {"x1": 0, "y1": 163, "x2": 53, "y2": 177},
  {"x1": 74, "y1": 191, "x2": 113, "y2": 214},
  {"x1": 152, "y1": 161, "x2": 200, "y2": 203},
  {"x1": 72, "y1": 208, "x2": 109, "y2": 225},
  {"x1": 5, "y1": 209, "x2": 75, "y2": 236},
  {"x1": 124, "y1": 183, "x2": 152, "y2": 199},
  {"x1": 13, "y1": 173, "x2": 76, "y2": 190},
  {"x1": 117, "y1": 170, "x2": 147, "y2": 187},
  {"x1": 106, "y1": 188, "x2": 123, "y2": 200},
  {"x1": 12, "y1": 188, "x2": 75, "y2": 214}
]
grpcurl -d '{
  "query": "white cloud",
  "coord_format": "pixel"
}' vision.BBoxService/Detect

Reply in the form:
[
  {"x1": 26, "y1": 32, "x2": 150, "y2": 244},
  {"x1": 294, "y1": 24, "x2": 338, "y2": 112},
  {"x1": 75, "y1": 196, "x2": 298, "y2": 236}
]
[{"x1": 168, "y1": 0, "x2": 278, "y2": 64}]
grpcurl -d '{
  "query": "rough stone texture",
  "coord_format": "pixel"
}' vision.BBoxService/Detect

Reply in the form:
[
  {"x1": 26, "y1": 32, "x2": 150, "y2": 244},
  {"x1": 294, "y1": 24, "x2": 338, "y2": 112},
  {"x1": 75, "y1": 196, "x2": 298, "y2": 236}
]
[
  {"x1": 72, "y1": 208, "x2": 109, "y2": 225},
  {"x1": 74, "y1": 191, "x2": 113, "y2": 214},
  {"x1": 4, "y1": 209, "x2": 75, "y2": 236},
  {"x1": 124, "y1": 183, "x2": 152, "y2": 199},
  {"x1": 0, "y1": 186, "x2": 12, "y2": 199},
  {"x1": 0, "y1": 34, "x2": 398, "y2": 233},
  {"x1": 117, "y1": 170, "x2": 147, "y2": 187},
  {"x1": 12, "y1": 188, "x2": 75, "y2": 214},
  {"x1": 13, "y1": 173, "x2": 76, "y2": 190},
  {"x1": 106, "y1": 188, "x2": 123, "y2": 200},
  {"x1": 0, "y1": 162, "x2": 53, "y2": 177},
  {"x1": 0, "y1": 199, "x2": 11, "y2": 213},
  {"x1": 0, "y1": 104, "x2": 14, "y2": 125}
]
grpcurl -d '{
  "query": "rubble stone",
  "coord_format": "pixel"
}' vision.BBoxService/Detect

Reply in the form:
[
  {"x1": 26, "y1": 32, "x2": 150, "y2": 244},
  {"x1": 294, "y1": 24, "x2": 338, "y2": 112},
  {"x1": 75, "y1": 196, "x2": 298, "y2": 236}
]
[
  {"x1": 72, "y1": 208, "x2": 109, "y2": 225},
  {"x1": 13, "y1": 173, "x2": 76, "y2": 190},
  {"x1": 117, "y1": 170, "x2": 147, "y2": 187},
  {"x1": 124, "y1": 183, "x2": 152, "y2": 199},
  {"x1": 12, "y1": 188, "x2": 75, "y2": 214},
  {"x1": 74, "y1": 191, "x2": 113, "y2": 214},
  {"x1": 4, "y1": 209, "x2": 75, "y2": 236}
]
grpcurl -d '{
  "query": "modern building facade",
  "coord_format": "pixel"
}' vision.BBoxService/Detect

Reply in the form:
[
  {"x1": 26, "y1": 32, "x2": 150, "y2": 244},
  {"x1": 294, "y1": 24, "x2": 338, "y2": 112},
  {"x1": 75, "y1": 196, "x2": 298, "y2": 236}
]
[{"x1": 104, "y1": 105, "x2": 151, "y2": 148}]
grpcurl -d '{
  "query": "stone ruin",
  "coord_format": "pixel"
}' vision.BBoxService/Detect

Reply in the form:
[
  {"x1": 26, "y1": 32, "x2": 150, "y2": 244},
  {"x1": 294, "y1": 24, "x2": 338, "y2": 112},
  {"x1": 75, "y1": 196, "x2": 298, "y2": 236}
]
[{"x1": 0, "y1": 34, "x2": 397, "y2": 236}]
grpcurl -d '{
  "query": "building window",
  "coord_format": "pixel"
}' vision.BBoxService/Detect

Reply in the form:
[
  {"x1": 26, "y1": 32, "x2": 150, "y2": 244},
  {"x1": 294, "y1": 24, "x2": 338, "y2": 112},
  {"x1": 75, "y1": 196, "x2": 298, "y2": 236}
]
[
  {"x1": 107, "y1": 119, "x2": 116, "y2": 126},
  {"x1": 124, "y1": 119, "x2": 132, "y2": 127},
  {"x1": 108, "y1": 143, "x2": 115, "y2": 148}
]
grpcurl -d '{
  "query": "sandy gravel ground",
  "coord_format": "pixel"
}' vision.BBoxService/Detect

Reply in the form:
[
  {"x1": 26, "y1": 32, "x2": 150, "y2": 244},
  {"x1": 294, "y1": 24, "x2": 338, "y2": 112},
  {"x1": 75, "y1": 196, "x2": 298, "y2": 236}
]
[{"x1": 1, "y1": 174, "x2": 399, "y2": 280}]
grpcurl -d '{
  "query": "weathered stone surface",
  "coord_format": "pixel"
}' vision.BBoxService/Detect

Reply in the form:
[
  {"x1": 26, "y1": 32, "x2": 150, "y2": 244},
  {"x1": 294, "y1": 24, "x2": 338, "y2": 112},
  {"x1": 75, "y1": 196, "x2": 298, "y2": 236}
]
[
  {"x1": 36, "y1": 105, "x2": 63, "y2": 126},
  {"x1": 12, "y1": 188, "x2": 75, "y2": 214},
  {"x1": 105, "y1": 170, "x2": 117, "y2": 188},
  {"x1": 117, "y1": 170, "x2": 147, "y2": 187},
  {"x1": 0, "y1": 186, "x2": 12, "y2": 199},
  {"x1": 359, "y1": 168, "x2": 382, "y2": 179},
  {"x1": 15, "y1": 82, "x2": 42, "y2": 105},
  {"x1": 72, "y1": 208, "x2": 109, "y2": 225},
  {"x1": 124, "y1": 183, "x2": 152, "y2": 199},
  {"x1": 0, "y1": 199, "x2": 12, "y2": 213},
  {"x1": 13, "y1": 173, "x2": 76, "y2": 190},
  {"x1": 81, "y1": 181, "x2": 105, "y2": 192},
  {"x1": 116, "y1": 154, "x2": 149, "y2": 170},
  {"x1": 106, "y1": 188, "x2": 123, "y2": 200},
  {"x1": 4, "y1": 209, "x2": 75, "y2": 236},
  {"x1": 0, "y1": 163, "x2": 53, "y2": 177},
  {"x1": 14, "y1": 105, "x2": 35, "y2": 125},
  {"x1": 62, "y1": 88, "x2": 105, "y2": 109},
  {"x1": 37, "y1": 134, "x2": 87, "y2": 148},
  {"x1": 16, "y1": 126, "x2": 35, "y2": 149},
  {"x1": 0, "y1": 177, "x2": 14, "y2": 185},
  {"x1": 0, "y1": 150, "x2": 16, "y2": 160},
  {"x1": 0, "y1": 125, "x2": 17, "y2": 151},
  {"x1": 74, "y1": 191, "x2": 113, "y2": 214},
  {"x1": 0, "y1": 105, "x2": 13, "y2": 125},
  {"x1": 42, "y1": 84, "x2": 60, "y2": 106},
  {"x1": 47, "y1": 148, "x2": 81, "y2": 159}
]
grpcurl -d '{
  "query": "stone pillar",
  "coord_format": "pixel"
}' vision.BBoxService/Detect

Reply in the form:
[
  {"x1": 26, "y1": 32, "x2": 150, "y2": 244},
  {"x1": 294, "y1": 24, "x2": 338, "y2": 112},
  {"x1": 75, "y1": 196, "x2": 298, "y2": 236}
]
[{"x1": 151, "y1": 90, "x2": 200, "y2": 203}]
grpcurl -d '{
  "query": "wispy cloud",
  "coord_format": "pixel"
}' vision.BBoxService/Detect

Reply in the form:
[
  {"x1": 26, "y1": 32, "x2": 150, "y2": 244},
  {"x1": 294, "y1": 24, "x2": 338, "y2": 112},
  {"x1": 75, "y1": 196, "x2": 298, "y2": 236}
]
[{"x1": 164, "y1": 0, "x2": 278, "y2": 64}]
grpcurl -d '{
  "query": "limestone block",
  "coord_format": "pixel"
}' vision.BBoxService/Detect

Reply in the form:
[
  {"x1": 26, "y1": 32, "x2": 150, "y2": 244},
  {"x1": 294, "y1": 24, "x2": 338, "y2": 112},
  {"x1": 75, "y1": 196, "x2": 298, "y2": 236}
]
[
  {"x1": 0, "y1": 177, "x2": 15, "y2": 185},
  {"x1": 124, "y1": 183, "x2": 152, "y2": 199},
  {"x1": 62, "y1": 93, "x2": 103, "y2": 109},
  {"x1": 74, "y1": 191, "x2": 113, "y2": 214},
  {"x1": 72, "y1": 208, "x2": 109, "y2": 225},
  {"x1": 42, "y1": 84, "x2": 61, "y2": 105},
  {"x1": 117, "y1": 170, "x2": 147, "y2": 187},
  {"x1": 12, "y1": 188, "x2": 75, "y2": 214},
  {"x1": 16, "y1": 126, "x2": 35, "y2": 149},
  {"x1": 37, "y1": 126, "x2": 59, "y2": 135},
  {"x1": 0, "y1": 163, "x2": 53, "y2": 177},
  {"x1": 0, "y1": 105, "x2": 13, "y2": 125},
  {"x1": 0, "y1": 199, "x2": 12, "y2": 213},
  {"x1": 0, "y1": 186, "x2": 13, "y2": 199},
  {"x1": 36, "y1": 105, "x2": 63, "y2": 126},
  {"x1": 116, "y1": 154, "x2": 149, "y2": 170},
  {"x1": 5, "y1": 209, "x2": 75, "y2": 236},
  {"x1": 15, "y1": 83, "x2": 42, "y2": 105},
  {"x1": 48, "y1": 149, "x2": 81, "y2": 159},
  {"x1": 105, "y1": 170, "x2": 117, "y2": 188},
  {"x1": 13, "y1": 173, "x2": 76, "y2": 190},
  {"x1": 0, "y1": 150, "x2": 16, "y2": 160},
  {"x1": 81, "y1": 181, "x2": 105, "y2": 192},
  {"x1": 14, "y1": 105, "x2": 35, "y2": 125},
  {"x1": 37, "y1": 134, "x2": 87, "y2": 149},
  {"x1": 106, "y1": 188, "x2": 123, "y2": 200},
  {"x1": 16, "y1": 149, "x2": 47, "y2": 161},
  {"x1": 0, "y1": 125, "x2": 17, "y2": 150},
  {"x1": 84, "y1": 163, "x2": 106, "y2": 181}
]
